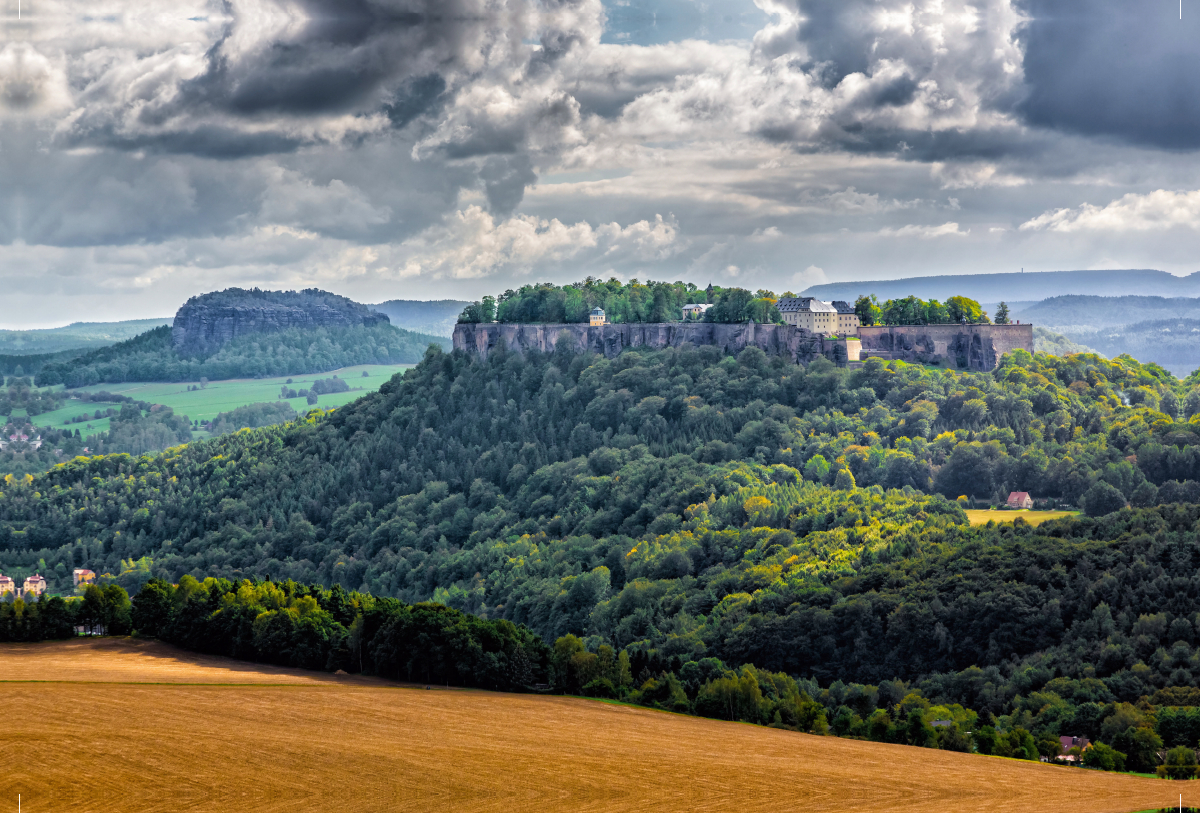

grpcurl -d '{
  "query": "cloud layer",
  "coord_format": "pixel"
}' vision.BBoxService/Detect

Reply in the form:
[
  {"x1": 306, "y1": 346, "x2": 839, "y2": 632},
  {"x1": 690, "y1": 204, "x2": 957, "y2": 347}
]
[{"x1": 2, "y1": 0, "x2": 1200, "y2": 324}]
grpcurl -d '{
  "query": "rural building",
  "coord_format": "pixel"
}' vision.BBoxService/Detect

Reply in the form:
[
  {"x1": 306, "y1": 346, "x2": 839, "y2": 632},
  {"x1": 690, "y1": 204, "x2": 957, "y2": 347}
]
[
  {"x1": 0, "y1": 574, "x2": 13, "y2": 597},
  {"x1": 1058, "y1": 735, "x2": 1091, "y2": 761},
  {"x1": 590, "y1": 307, "x2": 607, "y2": 326},
  {"x1": 832, "y1": 301, "x2": 860, "y2": 336},
  {"x1": 74, "y1": 568, "x2": 96, "y2": 588},
  {"x1": 682, "y1": 303, "x2": 711, "y2": 320},
  {"x1": 777, "y1": 297, "x2": 840, "y2": 334},
  {"x1": 1006, "y1": 491, "x2": 1033, "y2": 509},
  {"x1": 23, "y1": 574, "x2": 47, "y2": 597}
]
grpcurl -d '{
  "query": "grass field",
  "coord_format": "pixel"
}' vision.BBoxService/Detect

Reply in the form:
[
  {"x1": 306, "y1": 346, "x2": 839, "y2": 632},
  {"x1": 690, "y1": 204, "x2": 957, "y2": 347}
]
[
  {"x1": 0, "y1": 639, "x2": 1176, "y2": 813},
  {"x1": 965, "y1": 508, "x2": 1081, "y2": 526},
  {"x1": 29, "y1": 364, "x2": 414, "y2": 435}
]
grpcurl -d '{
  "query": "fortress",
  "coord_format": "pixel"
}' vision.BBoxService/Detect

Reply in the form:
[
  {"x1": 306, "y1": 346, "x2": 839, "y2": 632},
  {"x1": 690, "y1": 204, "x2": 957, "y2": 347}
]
[{"x1": 453, "y1": 321, "x2": 1033, "y2": 372}]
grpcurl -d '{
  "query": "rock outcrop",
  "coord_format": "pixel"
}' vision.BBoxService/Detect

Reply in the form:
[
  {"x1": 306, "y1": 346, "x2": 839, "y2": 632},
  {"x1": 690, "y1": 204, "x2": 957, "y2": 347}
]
[
  {"x1": 856, "y1": 325, "x2": 1034, "y2": 371},
  {"x1": 172, "y1": 288, "x2": 390, "y2": 357},
  {"x1": 453, "y1": 322, "x2": 853, "y2": 365}
]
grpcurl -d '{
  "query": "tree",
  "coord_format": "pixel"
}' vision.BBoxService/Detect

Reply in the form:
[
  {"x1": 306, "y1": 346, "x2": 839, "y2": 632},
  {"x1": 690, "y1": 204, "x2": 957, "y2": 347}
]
[
  {"x1": 946, "y1": 296, "x2": 985, "y2": 325},
  {"x1": 1082, "y1": 481, "x2": 1127, "y2": 517},
  {"x1": 1082, "y1": 741, "x2": 1127, "y2": 772},
  {"x1": 854, "y1": 295, "x2": 881, "y2": 327},
  {"x1": 199, "y1": 377, "x2": 208, "y2": 389},
  {"x1": 307, "y1": 392, "x2": 319, "y2": 405},
  {"x1": 834, "y1": 468, "x2": 856, "y2": 490},
  {"x1": 994, "y1": 302, "x2": 1010, "y2": 324}
]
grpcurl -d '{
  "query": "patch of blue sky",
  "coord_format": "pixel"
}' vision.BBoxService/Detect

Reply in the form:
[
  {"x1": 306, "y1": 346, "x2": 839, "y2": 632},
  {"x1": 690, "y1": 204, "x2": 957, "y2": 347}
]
[{"x1": 600, "y1": 0, "x2": 770, "y2": 46}]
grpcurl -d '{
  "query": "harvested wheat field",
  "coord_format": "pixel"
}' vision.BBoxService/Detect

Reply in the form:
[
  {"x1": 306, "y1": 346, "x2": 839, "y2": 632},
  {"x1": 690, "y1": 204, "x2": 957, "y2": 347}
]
[{"x1": 0, "y1": 639, "x2": 1178, "y2": 813}]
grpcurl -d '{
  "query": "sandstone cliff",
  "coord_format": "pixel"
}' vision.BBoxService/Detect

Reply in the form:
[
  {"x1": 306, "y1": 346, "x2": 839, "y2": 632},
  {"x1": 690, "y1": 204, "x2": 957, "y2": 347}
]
[
  {"x1": 172, "y1": 288, "x2": 390, "y2": 357},
  {"x1": 856, "y1": 325, "x2": 1033, "y2": 371},
  {"x1": 454, "y1": 322, "x2": 1032, "y2": 371},
  {"x1": 453, "y1": 322, "x2": 854, "y2": 365}
]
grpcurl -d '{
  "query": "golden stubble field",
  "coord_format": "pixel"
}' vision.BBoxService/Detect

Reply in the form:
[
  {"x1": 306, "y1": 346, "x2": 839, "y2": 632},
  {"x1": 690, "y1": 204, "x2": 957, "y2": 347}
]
[{"x1": 0, "y1": 639, "x2": 1179, "y2": 813}]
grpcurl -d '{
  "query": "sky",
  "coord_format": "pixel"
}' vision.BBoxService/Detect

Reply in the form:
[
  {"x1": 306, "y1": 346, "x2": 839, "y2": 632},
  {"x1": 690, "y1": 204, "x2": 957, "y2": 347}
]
[{"x1": 3, "y1": 0, "x2": 1200, "y2": 326}]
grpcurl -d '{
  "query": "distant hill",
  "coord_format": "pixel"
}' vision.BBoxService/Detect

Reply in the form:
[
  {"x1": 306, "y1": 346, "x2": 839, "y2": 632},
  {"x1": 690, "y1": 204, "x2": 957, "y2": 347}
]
[
  {"x1": 803, "y1": 270, "x2": 1200, "y2": 304},
  {"x1": 0, "y1": 318, "x2": 171, "y2": 355},
  {"x1": 36, "y1": 288, "x2": 449, "y2": 387},
  {"x1": 370, "y1": 299, "x2": 469, "y2": 337},
  {"x1": 173, "y1": 288, "x2": 389, "y2": 357},
  {"x1": 1010, "y1": 295, "x2": 1200, "y2": 330},
  {"x1": 1056, "y1": 318, "x2": 1200, "y2": 378}
]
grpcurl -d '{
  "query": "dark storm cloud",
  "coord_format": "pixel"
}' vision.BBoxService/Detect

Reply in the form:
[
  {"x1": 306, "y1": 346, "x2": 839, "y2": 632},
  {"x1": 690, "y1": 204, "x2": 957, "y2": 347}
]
[{"x1": 1018, "y1": 0, "x2": 1200, "y2": 149}]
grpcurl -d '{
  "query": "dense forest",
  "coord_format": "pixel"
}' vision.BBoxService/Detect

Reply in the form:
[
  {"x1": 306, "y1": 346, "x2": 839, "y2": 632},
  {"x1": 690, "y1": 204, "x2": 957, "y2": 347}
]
[
  {"x1": 458, "y1": 279, "x2": 785, "y2": 325},
  {"x1": 9, "y1": 338, "x2": 1200, "y2": 769},
  {"x1": 35, "y1": 323, "x2": 447, "y2": 387}
]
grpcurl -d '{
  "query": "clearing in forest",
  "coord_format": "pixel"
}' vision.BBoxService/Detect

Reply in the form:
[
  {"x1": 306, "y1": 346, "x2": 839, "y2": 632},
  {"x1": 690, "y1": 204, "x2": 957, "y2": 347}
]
[
  {"x1": 0, "y1": 638, "x2": 1177, "y2": 813},
  {"x1": 965, "y1": 508, "x2": 1081, "y2": 526}
]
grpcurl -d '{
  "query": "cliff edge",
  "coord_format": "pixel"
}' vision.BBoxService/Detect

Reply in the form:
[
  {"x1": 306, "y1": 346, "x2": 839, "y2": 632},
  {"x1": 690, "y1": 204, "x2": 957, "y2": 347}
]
[
  {"x1": 172, "y1": 288, "x2": 390, "y2": 357},
  {"x1": 454, "y1": 322, "x2": 1031, "y2": 371}
]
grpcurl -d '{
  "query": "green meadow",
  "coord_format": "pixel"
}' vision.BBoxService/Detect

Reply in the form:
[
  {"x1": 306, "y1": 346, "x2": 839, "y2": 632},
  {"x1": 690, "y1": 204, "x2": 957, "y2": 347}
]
[{"x1": 29, "y1": 363, "x2": 415, "y2": 437}]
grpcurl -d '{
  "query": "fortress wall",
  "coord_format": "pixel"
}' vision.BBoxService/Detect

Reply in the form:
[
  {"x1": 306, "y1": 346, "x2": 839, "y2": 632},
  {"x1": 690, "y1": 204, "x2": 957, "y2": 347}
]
[
  {"x1": 453, "y1": 322, "x2": 843, "y2": 365},
  {"x1": 453, "y1": 323, "x2": 1029, "y2": 371},
  {"x1": 856, "y1": 324, "x2": 1033, "y2": 371}
]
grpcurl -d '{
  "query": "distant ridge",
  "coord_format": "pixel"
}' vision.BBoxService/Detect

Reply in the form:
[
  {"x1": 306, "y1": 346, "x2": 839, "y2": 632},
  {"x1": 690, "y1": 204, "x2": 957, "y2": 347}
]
[
  {"x1": 370, "y1": 299, "x2": 470, "y2": 338},
  {"x1": 803, "y1": 269, "x2": 1200, "y2": 303}
]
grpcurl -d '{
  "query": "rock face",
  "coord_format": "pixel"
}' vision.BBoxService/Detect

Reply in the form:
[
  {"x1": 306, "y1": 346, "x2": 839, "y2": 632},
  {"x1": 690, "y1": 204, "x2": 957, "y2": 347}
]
[
  {"x1": 453, "y1": 322, "x2": 853, "y2": 365},
  {"x1": 856, "y1": 325, "x2": 1034, "y2": 371},
  {"x1": 172, "y1": 288, "x2": 390, "y2": 357}
]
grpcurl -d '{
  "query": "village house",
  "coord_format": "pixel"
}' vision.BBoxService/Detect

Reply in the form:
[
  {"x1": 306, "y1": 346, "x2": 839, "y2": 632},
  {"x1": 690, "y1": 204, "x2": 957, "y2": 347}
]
[
  {"x1": 590, "y1": 307, "x2": 607, "y2": 327},
  {"x1": 73, "y1": 568, "x2": 96, "y2": 588},
  {"x1": 1006, "y1": 491, "x2": 1034, "y2": 509},
  {"x1": 1058, "y1": 735, "x2": 1091, "y2": 762},
  {"x1": 682, "y1": 303, "x2": 711, "y2": 320},
  {"x1": 777, "y1": 297, "x2": 860, "y2": 336},
  {"x1": 23, "y1": 574, "x2": 47, "y2": 597},
  {"x1": 0, "y1": 574, "x2": 13, "y2": 597}
]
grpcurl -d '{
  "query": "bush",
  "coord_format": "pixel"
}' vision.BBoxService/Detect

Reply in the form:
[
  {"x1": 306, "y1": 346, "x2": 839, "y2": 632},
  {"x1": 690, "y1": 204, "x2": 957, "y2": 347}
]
[
  {"x1": 1158, "y1": 746, "x2": 1198, "y2": 779},
  {"x1": 1082, "y1": 741, "x2": 1127, "y2": 772}
]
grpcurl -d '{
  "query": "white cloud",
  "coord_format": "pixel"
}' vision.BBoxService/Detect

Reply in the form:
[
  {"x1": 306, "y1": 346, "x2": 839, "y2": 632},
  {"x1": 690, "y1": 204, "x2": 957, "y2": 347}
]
[
  {"x1": 878, "y1": 222, "x2": 968, "y2": 238},
  {"x1": 1020, "y1": 189, "x2": 1200, "y2": 233},
  {"x1": 391, "y1": 206, "x2": 680, "y2": 279},
  {"x1": 792, "y1": 265, "x2": 827, "y2": 287}
]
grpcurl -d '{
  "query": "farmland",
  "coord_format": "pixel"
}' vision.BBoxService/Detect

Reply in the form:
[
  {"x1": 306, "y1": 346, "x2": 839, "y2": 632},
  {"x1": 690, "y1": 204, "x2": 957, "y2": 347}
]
[
  {"x1": 28, "y1": 363, "x2": 414, "y2": 435},
  {"x1": 964, "y1": 508, "x2": 1082, "y2": 526},
  {"x1": 0, "y1": 639, "x2": 1176, "y2": 813}
]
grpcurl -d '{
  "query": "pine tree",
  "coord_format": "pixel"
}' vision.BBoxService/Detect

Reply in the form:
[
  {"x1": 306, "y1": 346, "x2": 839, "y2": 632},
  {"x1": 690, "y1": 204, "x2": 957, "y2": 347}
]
[{"x1": 994, "y1": 301, "x2": 1010, "y2": 324}]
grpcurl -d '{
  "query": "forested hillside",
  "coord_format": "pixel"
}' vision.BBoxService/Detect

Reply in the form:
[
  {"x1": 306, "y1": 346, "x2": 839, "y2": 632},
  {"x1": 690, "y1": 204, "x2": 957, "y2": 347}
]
[
  {"x1": 35, "y1": 323, "x2": 447, "y2": 387},
  {"x1": 9, "y1": 341, "x2": 1200, "y2": 766}
]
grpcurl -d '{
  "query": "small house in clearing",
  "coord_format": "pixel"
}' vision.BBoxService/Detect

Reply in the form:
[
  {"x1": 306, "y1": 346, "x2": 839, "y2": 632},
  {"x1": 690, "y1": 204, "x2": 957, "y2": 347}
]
[
  {"x1": 1006, "y1": 491, "x2": 1033, "y2": 509},
  {"x1": 590, "y1": 307, "x2": 607, "y2": 327},
  {"x1": 23, "y1": 574, "x2": 47, "y2": 597},
  {"x1": 1058, "y1": 735, "x2": 1091, "y2": 762},
  {"x1": 0, "y1": 574, "x2": 13, "y2": 597},
  {"x1": 682, "y1": 303, "x2": 711, "y2": 320},
  {"x1": 74, "y1": 568, "x2": 96, "y2": 588}
]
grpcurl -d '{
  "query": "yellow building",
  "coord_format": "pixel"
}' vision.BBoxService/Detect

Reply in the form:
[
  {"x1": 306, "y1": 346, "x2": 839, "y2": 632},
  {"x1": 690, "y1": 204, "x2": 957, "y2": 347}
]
[
  {"x1": 832, "y1": 301, "x2": 860, "y2": 335},
  {"x1": 23, "y1": 574, "x2": 47, "y2": 597},
  {"x1": 0, "y1": 575, "x2": 13, "y2": 597},
  {"x1": 74, "y1": 568, "x2": 96, "y2": 588},
  {"x1": 777, "y1": 297, "x2": 859, "y2": 335},
  {"x1": 590, "y1": 307, "x2": 607, "y2": 326}
]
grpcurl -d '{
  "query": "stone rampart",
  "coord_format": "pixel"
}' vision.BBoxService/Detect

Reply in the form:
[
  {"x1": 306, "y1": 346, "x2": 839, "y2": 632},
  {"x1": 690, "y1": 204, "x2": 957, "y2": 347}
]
[
  {"x1": 453, "y1": 322, "x2": 856, "y2": 365},
  {"x1": 856, "y1": 324, "x2": 1033, "y2": 371}
]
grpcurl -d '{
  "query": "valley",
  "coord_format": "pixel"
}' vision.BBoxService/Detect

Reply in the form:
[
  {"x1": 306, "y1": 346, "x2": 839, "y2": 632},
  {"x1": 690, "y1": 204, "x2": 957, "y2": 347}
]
[{"x1": 0, "y1": 639, "x2": 1174, "y2": 813}]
